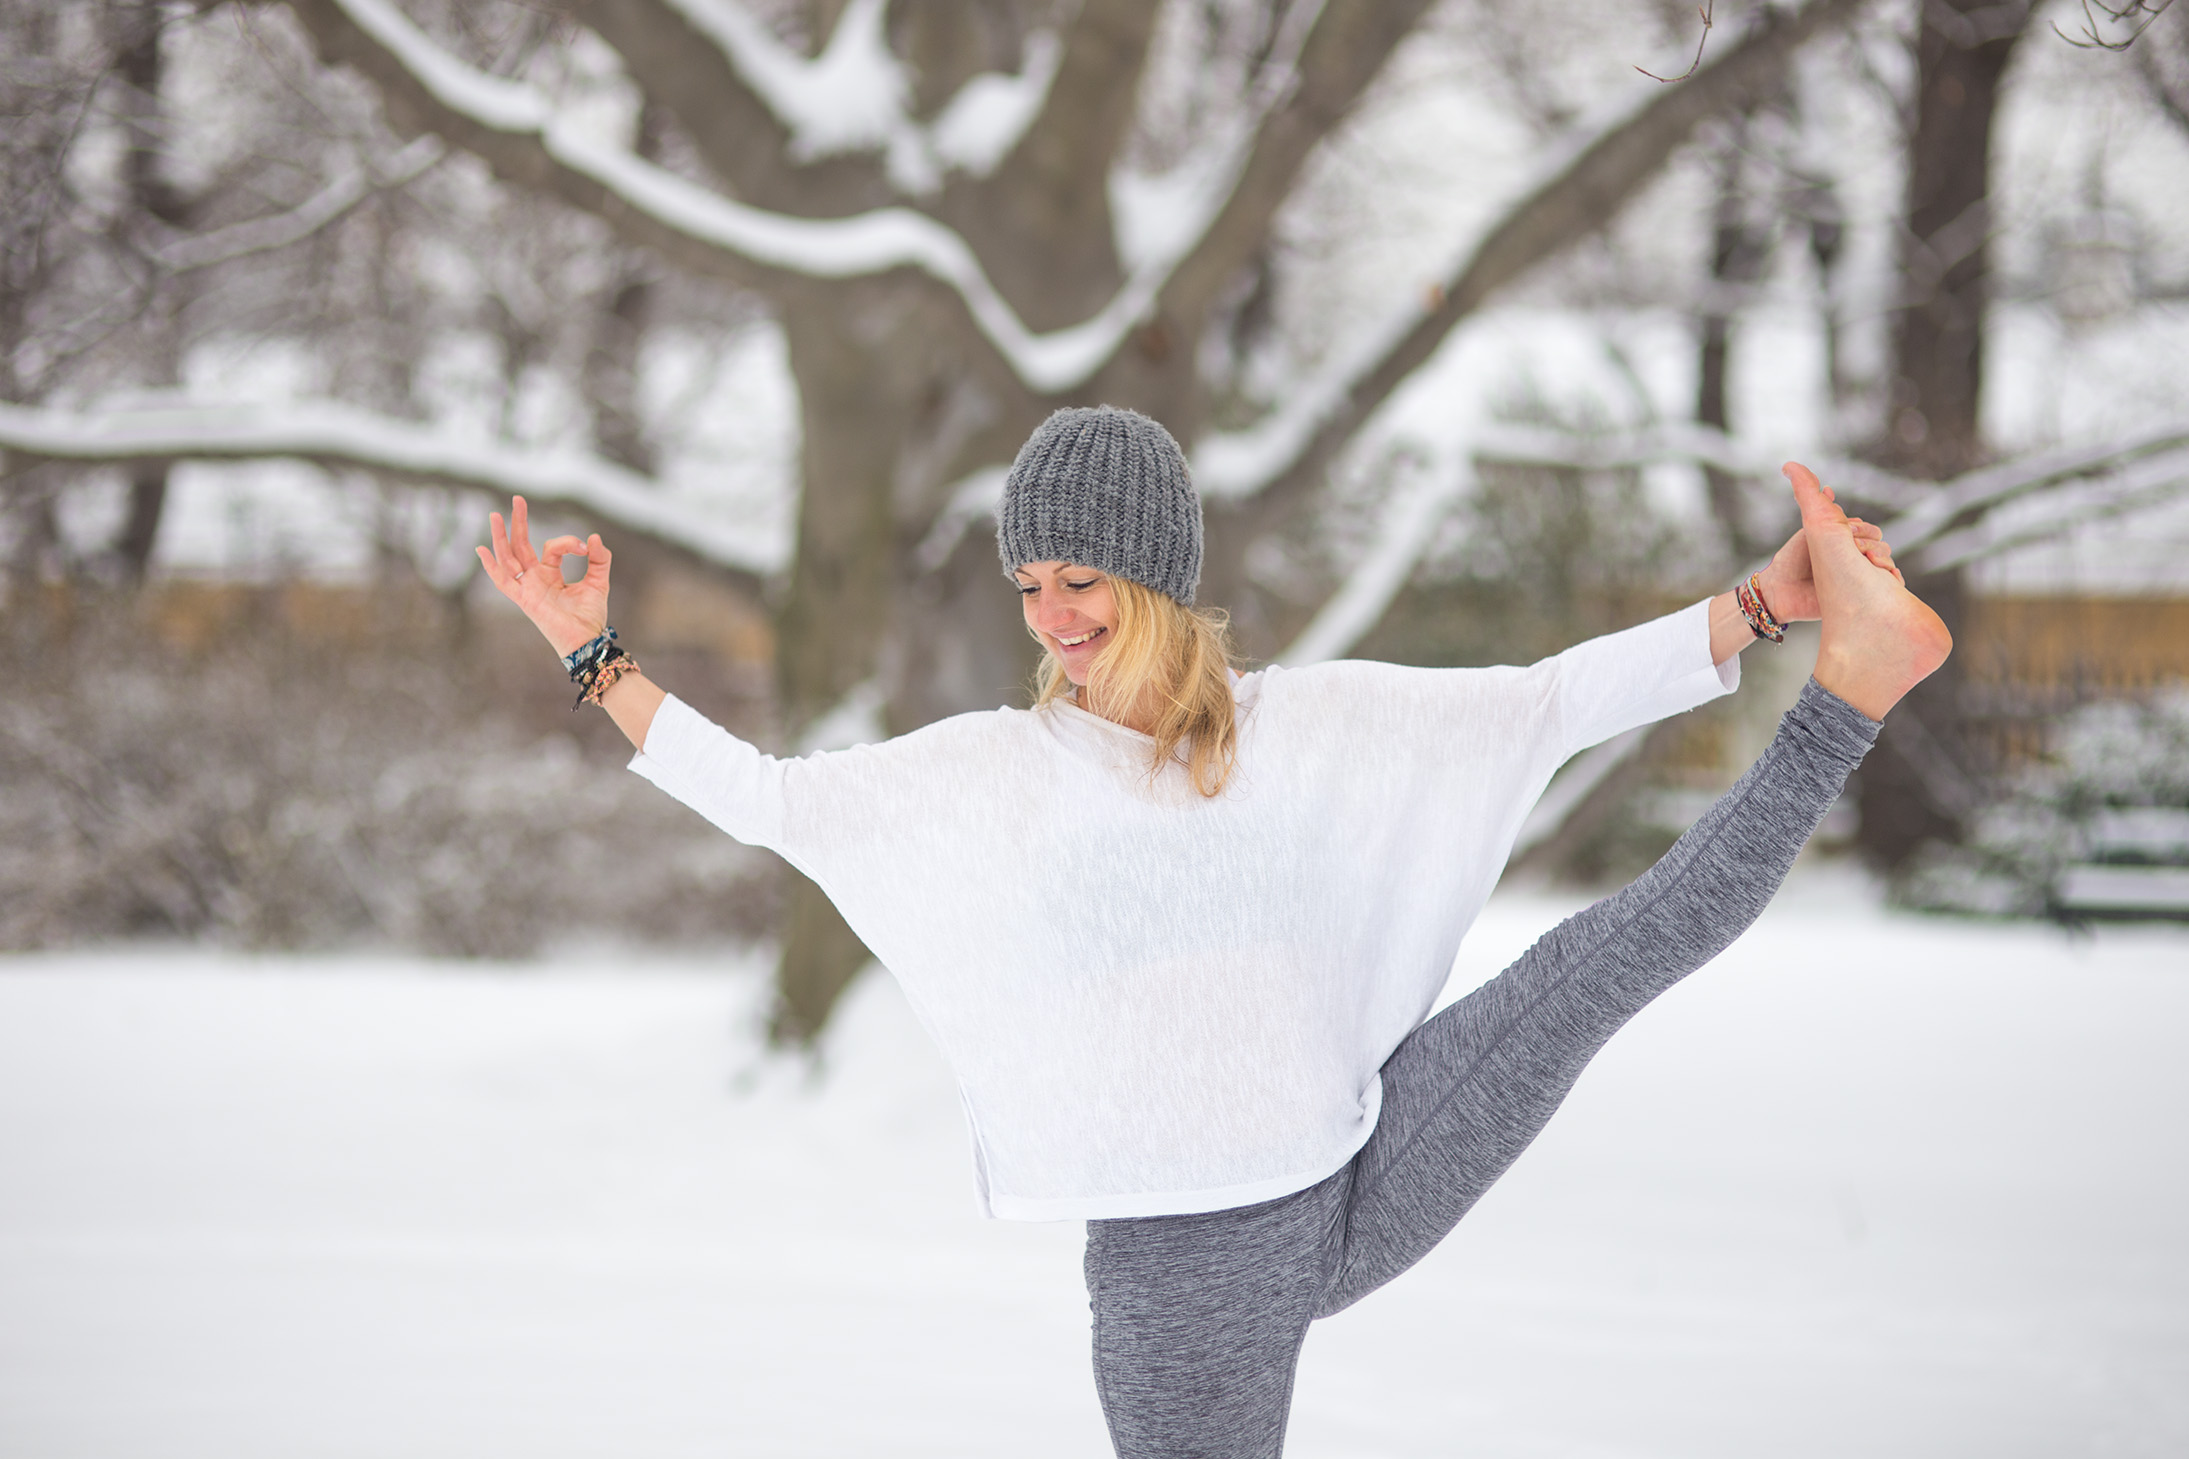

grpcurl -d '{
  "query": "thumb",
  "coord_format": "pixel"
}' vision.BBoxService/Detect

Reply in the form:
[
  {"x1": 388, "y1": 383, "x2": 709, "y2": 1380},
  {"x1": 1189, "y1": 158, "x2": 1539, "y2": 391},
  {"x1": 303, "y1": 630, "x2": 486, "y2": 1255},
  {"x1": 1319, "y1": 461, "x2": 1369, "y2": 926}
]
[{"x1": 582, "y1": 534, "x2": 612, "y2": 593}]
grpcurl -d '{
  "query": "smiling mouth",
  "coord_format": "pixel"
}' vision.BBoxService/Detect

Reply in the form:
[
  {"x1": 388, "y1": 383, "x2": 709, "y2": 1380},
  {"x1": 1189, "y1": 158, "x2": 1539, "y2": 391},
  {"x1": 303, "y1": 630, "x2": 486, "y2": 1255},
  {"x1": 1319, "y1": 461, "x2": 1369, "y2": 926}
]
[{"x1": 1056, "y1": 627, "x2": 1106, "y2": 649}]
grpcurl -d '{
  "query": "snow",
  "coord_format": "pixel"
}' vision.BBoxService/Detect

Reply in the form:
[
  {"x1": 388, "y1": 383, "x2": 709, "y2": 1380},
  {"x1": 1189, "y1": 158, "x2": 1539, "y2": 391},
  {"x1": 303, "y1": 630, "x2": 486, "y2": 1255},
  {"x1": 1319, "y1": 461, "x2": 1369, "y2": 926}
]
[
  {"x1": 327, "y1": 0, "x2": 1149, "y2": 393},
  {"x1": 1110, "y1": 146, "x2": 1249, "y2": 279},
  {"x1": 660, "y1": 0, "x2": 1062, "y2": 188},
  {"x1": 4, "y1": 884, "x2": 2185, "y2": 1458},
  {"x1": 929, "y1": 32, "x2": 1062, "y2": 177},
  {"x1": 1279, "y1": 455, "x2": 1477, "y2": 664},
  {"x1": 338, "y1": 0, "x2": 550, "y2": 133},
  {"x1": 663, "y1": 0, "x2": 907, "y2": 163},
  {"x1": 1511, "y1": 725, "x2": 1652, "y2": 856},
  {"x1": 0, "y1": 397, "x2": 781, "y2": 575}
]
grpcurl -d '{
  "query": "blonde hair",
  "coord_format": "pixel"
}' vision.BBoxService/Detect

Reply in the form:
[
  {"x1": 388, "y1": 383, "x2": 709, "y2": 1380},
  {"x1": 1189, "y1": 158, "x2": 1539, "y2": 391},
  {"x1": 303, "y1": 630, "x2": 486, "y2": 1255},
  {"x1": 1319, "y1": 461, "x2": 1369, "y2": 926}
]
[{"x1": 1032, "y1": 576, "x2": 1240, "y2": 797}]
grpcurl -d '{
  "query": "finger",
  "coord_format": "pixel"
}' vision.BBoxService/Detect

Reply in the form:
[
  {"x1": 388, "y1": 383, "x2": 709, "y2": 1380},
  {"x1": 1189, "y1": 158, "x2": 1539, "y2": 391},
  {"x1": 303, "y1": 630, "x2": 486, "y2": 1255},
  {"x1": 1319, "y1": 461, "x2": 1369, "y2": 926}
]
[
  {"x1": 475, "y1": 543, "x2": 506, "y2": 589},
  {"x1": 1848, "y1": 518, "x2": 1882, "y2": 540},
  {"x1": 581, "y1": 533, "x2": 612, "y2": 594},
  {"x1": 510, "y1": 496, "x2": 541, "y2": 573},
  {"x1": 539, "y1": 533, "x2": 585, "y2": 582},
  {"x1": 487, "y1": 510, "x2": 521, "y2": 578}
]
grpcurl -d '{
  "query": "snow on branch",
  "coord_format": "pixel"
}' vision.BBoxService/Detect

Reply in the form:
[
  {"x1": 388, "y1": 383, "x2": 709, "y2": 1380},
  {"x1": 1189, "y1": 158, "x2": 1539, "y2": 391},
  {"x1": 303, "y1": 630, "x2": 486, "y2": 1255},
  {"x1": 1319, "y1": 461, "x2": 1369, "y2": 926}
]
[
  {"x1": 664, "y1": 0, "x2": 906, "y2": 159},
  {"x1": 1465, "y1": 420, "x2": 1913, "y2": 508},
  {"x1": 306, "y1": 0, "x2": 1142, "y2": 392},
  {"x1": 1190, "y1": 0, "x2": 1865, "y2": 524},
  {"x1": 1279, "y1": 456, "x2": 1474, "y2": 665},
  {"x1": 1263, "y1": 418, "x2": 1913, "y2": 668},
  {"x1": 1201, "y1": 400, "x2": 1916, "y2": 518},
  {"x1": 159, "y1": 138, "x2": 444, "y2": 272},
  {"x1": 662, "y1": 0, "x2": 1060, "y2": 191},
  {"x1": 1511, "y1": 727, "x2": 1651, "y2": 857},
  {"x1": 0, "y1": 397, "x2": 781, "y2": 575},
  {"x1": 1885, "y1": 421, "x2": 2189, "y2": 553},
  {"x1": 1908, "y1": 444, "x2": 2189, "y2": 573}
]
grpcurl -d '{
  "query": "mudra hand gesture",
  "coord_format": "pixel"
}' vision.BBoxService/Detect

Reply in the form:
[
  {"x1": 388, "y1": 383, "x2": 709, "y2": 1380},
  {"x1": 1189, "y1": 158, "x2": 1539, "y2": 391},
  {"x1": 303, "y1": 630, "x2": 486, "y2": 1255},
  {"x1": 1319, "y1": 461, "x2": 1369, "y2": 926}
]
[{"x1": 475, "y1": 494, "x2": 614, "y2": 658}]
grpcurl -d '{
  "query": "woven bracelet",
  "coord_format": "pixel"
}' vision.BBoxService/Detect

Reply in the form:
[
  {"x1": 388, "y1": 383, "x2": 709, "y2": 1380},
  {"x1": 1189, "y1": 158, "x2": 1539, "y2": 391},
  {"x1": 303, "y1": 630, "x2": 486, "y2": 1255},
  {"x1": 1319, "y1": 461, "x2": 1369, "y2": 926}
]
[
  {"x1": 562, "y1": 626, "x2": 619, "y2": 678},
  {"x1": 1735, "y1": 573, "x2": 1786, "y2": 644},
  {"x1": 574, "y1": 644, "x2": 642, "y2": 710}
]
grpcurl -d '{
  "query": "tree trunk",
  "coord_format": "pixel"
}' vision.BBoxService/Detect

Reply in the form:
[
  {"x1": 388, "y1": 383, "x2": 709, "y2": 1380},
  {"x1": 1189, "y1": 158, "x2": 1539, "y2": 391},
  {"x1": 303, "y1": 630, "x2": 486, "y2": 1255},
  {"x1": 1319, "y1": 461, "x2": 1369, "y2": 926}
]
[
  {"x1": 114, "y1": 463, "x2": 169, "y2": 582},
  {"x1": 1696, "y1": 117, "x2": 1776, "y2": 565},
  {"x1": 767, "y1": 279, "x2": 1030, "y2": 1042},
  {"x1": 110, "y1": 1, "x2": 186, "y2": 586},
  {"x1": 1856, "y1": 0, "x2": 2028, "y2": 870}
]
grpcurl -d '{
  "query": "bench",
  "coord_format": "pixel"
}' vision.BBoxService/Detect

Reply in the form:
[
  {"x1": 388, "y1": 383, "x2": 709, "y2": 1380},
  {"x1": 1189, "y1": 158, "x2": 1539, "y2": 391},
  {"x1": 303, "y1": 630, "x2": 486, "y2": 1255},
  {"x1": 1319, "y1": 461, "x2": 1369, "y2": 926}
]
[{"x1": 2055, "y1": 807, "x2": 2189, "y2": 920}]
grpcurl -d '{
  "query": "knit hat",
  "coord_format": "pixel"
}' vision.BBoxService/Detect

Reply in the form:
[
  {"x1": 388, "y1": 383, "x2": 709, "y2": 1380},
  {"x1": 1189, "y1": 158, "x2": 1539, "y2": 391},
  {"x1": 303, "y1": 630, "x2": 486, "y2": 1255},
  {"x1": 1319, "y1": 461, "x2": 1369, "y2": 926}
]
[{"x1": 996, "y1": 406, "x2": 1203, "y2": 605}]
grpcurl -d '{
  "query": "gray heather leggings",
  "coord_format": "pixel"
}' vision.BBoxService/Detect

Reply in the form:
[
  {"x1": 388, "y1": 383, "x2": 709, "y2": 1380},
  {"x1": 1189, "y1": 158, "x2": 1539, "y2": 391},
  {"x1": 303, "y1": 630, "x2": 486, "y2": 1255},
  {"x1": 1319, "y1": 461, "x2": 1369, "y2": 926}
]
[{"x1": 1083, "y1": 679, "x2": 1879, "y2": 1459}]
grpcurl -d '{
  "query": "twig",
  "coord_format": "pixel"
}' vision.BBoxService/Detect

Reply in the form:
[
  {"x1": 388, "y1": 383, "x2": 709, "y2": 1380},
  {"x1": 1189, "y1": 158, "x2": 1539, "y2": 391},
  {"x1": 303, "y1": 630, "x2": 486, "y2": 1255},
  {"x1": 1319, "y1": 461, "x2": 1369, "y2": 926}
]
[
  {"x1": 1638, "y1": 0, "x2": 1716, "y2": 82},
  {"x1": 2053, "y1": 0, "x2": 2173, "y2": 50}
]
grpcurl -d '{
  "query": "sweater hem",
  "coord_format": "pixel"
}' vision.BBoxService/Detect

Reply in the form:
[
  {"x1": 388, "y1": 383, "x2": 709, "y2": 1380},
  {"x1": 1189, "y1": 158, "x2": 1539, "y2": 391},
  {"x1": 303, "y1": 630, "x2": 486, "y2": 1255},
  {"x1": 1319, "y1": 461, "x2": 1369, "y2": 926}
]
[{"x1": 981, "y1": 1111, "x2": 1381, "y2": 1223}]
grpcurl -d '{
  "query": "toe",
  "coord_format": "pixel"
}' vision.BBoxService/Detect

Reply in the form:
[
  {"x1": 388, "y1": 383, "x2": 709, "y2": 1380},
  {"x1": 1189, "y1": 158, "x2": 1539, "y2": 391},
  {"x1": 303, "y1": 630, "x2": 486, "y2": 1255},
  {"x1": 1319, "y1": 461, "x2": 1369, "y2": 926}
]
[{"x1": 1784, "y1": 461, "x2": 1847, "y2": 534}]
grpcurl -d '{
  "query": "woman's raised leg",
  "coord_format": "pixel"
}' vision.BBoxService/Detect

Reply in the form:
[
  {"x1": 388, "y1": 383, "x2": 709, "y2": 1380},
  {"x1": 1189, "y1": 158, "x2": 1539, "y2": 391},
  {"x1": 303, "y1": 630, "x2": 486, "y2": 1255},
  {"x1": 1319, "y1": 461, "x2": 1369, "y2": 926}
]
[{"x1": 1316, "y1": 677, "x2": 1878, "y2": 1316}]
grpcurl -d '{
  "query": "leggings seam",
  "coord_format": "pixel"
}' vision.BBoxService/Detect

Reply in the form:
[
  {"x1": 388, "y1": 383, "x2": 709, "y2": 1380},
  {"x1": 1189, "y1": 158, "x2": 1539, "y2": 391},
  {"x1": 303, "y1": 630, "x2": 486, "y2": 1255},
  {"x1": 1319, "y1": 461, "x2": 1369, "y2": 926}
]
[{"x1": 1346, "y1": 741, "x2": 1783, "y2": 1212}]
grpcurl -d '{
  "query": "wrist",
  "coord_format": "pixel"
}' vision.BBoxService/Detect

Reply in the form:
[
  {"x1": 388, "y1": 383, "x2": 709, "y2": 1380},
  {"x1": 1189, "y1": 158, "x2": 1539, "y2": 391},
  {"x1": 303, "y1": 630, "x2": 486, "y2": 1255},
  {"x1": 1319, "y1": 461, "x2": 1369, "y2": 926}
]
[
  {"x1": 1751, "y1": 566, "x2": 1809, "y2": 623},
  {"x1": 1734, "y1": 573, "x2": 1787, "y2": 645},
  {"x1": 548, "y1": 624, "x2": 608, "y2": 660}
]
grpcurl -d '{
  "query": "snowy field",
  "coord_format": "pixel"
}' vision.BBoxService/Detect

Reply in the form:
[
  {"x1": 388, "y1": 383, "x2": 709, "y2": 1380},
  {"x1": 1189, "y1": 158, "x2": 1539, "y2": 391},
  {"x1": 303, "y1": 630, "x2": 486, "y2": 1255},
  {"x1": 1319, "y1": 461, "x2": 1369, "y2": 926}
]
[{"x1": 3, "y1": 875, "x2": 2186, "y2": 1459}]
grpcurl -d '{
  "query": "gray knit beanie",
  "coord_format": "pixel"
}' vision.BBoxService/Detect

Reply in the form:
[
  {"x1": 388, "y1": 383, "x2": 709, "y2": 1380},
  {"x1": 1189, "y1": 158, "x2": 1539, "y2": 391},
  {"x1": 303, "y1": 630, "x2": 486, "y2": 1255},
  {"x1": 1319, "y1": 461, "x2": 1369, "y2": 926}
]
[{"x1": 996, "y1": 406, "x2": 1202, "y2": 605}]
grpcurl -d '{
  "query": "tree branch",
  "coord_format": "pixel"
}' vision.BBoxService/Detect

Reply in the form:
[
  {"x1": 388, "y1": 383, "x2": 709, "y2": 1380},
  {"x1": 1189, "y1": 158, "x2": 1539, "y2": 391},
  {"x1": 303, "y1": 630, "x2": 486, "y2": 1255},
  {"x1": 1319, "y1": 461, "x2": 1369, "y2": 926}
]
[
  {"x1": 1198, "y1": 0, "x2": 1867, "y2": 550},
  {"x1": 1905, "y1": 445, "x2": 2189, "y2": 572},
  {"x1": 277, "y1": 0, "x2": 1159, "y2": 393},
  {"x1": 0, "y1": 397, "x2": 775, "y2": 586},
  {"x1": 581, "y1": 0, "x2": 894, "y2": 214},
  {"x1": 1278, "y1": 454, "x2": 1473, "y2": 664},
  {"x1": 158, "y1": 136, "x2": 444, "y2": 272},
  {"x1": 958, "y1": 0, "x2": 1164, "y2": 326},
  {"x1": 1157, "y1": 0, "x2": 1441, "y2": 334},
  {"x1": 1884, "y1": 419, "x2": 2189, "y2": 553}
]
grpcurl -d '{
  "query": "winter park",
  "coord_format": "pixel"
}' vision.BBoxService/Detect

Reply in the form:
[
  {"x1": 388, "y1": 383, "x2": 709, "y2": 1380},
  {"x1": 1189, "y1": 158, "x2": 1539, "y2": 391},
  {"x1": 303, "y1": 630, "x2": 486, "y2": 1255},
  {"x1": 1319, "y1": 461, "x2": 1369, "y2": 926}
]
[{"x1": 5, "y1": 1, "x2": 2189, "y2": 1456}]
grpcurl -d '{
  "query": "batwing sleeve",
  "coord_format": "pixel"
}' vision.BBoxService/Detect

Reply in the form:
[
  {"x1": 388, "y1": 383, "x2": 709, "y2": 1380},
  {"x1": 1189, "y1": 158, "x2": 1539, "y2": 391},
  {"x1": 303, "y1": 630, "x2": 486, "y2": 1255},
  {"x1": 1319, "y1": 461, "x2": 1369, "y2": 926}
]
[
  {"x1": 625, "y1": 694, "x2": 790, "y2": 851},
  {"x1": 1550, "y1": 598, "x2": 1741, "y2": 757}
]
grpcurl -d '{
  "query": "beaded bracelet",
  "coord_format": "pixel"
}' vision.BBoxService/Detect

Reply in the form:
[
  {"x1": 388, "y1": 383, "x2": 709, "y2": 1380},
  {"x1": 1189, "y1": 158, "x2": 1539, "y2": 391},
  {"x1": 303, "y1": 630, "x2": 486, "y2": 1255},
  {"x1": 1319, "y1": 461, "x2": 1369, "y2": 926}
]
[{"x1": 1735, "y1": 573, "x2": 1786, "y2": 644}]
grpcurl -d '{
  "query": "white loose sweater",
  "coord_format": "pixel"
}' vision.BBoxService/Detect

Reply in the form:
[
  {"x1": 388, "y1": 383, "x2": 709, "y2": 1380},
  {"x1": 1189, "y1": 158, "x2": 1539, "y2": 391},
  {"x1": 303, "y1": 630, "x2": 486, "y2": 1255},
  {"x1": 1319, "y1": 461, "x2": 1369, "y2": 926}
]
[{"x1": 630, "y1": 601, "x2": 1737, "y2": 1221}]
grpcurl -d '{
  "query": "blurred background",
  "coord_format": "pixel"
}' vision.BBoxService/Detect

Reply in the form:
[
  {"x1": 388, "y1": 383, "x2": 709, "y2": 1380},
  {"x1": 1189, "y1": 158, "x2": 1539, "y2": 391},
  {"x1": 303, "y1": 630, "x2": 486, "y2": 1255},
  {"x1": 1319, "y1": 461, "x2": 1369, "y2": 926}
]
[{"x1": 3, "y1": 1, "x2": 2187, "y2": 1454}]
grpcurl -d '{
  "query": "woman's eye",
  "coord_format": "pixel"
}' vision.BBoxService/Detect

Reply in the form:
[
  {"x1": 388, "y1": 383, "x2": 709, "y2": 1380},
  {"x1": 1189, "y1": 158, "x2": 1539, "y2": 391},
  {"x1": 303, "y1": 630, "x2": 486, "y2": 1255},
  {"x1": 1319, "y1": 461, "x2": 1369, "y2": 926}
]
[
  {"x1": 1016, "y1": 584, "x2": 1038, "y2": 596},
  {"x1": 1065, "y1": 579, "x2": 1098, "y2": 592}
]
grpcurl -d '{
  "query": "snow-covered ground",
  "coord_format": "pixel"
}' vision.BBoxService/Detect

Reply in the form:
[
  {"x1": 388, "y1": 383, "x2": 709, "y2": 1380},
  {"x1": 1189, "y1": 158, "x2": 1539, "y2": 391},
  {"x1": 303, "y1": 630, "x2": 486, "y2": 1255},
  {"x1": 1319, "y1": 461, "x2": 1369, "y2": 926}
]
[{"x1": 3, "y1": 876, "x2": 2185, "y2": 1459}]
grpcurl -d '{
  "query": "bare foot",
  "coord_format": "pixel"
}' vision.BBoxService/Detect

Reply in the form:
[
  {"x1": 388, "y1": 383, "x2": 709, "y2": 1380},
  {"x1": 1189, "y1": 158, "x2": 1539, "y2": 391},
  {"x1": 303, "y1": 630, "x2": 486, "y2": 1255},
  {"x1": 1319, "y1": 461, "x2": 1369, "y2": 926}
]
[{"x1": 1786, "y1": 462, "x2": 1952, "y2": 721}]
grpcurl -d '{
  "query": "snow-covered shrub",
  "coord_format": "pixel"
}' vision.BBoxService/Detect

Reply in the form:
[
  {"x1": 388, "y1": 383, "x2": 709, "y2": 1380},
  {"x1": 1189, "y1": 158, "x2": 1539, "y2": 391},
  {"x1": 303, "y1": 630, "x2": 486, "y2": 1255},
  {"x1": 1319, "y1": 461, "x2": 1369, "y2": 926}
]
[
  {"x1": 0, "y1": 596, "x2": 775, "y2": 956},
  {"x1": 1897, "y1": 693, "x2": 2189, "y2": 918}
]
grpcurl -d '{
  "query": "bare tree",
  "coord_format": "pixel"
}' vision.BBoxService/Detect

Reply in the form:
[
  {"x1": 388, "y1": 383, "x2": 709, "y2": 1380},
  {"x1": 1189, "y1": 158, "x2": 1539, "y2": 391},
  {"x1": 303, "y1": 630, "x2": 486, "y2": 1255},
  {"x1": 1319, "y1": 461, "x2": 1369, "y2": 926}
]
[
  {"x1": 1852, "y1": 0, "x2": 2034, "y2": 869},
  {"x1": 4, "y1": 0, "x2": 1872, "y2": 1038}
]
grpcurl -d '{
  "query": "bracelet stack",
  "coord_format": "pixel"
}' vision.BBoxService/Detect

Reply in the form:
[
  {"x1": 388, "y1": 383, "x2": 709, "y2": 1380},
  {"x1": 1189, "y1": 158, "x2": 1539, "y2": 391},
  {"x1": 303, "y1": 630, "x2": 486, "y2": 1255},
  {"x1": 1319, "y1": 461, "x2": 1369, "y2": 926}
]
[
  {"x1": 1735, "y1": 573, "x2": 1786, "y2": 644},
  {"x1": 563, "y1": 627, "x2": 642, "y2": 709}
]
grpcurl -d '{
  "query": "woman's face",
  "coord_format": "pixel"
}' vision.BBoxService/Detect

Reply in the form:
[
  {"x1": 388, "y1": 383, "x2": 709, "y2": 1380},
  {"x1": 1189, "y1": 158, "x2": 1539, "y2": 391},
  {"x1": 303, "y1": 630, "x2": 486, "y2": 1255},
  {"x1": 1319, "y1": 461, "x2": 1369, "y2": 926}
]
[{"x1": 1014, "y1": 560, "x2": 1118, "y2": 686}]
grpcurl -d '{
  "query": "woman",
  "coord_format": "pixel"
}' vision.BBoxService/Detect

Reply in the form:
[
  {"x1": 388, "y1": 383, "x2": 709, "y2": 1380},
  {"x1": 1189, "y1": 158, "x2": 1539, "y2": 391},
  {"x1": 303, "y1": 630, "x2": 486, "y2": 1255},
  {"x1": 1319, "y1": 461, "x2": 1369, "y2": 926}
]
[{"x1": 478, "y1": 407, "x2": 1947, "y2": 1458}]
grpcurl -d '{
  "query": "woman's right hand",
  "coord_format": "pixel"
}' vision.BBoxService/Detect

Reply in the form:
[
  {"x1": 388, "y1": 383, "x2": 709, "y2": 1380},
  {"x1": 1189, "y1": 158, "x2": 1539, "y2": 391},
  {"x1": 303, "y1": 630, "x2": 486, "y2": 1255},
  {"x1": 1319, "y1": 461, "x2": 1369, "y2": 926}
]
[{"x1": 475, "y1": 495, "x2": 614, "y2": 658}]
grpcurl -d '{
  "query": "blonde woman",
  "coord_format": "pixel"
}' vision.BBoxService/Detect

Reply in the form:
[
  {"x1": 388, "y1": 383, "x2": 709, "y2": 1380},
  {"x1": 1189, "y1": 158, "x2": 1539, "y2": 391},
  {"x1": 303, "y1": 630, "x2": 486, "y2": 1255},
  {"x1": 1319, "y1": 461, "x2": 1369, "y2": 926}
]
[{"x1": 479, "y1": 407, "x2": 1947, "y2": 1459}]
